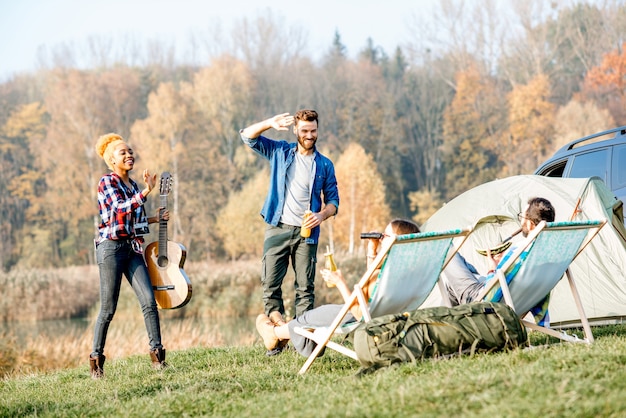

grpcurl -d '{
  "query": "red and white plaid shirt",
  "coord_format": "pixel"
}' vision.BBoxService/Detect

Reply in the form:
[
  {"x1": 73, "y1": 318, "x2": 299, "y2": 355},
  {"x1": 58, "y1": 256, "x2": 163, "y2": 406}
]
[{"x1": 96, "y1": 173, "x2": 147, "y2": 243}]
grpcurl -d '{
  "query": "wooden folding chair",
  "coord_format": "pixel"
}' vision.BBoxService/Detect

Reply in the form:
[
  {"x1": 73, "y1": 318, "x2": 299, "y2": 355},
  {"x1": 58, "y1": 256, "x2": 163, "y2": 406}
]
[
  {"x1": 476, "y1": 219, "x2": 607, "y2": 343},
  {"x1": 296, "y1": 227, "x2": 472, "y2": 374}
]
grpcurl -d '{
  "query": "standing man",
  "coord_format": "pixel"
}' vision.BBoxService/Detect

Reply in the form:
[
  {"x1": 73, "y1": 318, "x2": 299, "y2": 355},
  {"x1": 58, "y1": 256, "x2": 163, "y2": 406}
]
[{"x1": 240, "y1": 110, "x2": 339, "y2": 354}]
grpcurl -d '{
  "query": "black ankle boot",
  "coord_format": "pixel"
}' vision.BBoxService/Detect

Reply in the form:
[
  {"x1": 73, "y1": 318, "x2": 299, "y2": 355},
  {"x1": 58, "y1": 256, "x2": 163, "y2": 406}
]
[
  {"x1": 89, "y1": 354, "x2": 105, "y2": 379},
  {"x1": 149, "y1": 347, "x2": 167, "y2": 370}
]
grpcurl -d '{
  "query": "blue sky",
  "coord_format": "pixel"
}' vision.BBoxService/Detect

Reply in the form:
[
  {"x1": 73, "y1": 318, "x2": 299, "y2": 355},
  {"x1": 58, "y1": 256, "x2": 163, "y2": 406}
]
[{"x1": 0, "y1": 0, "x2": 437, "y2": 80}]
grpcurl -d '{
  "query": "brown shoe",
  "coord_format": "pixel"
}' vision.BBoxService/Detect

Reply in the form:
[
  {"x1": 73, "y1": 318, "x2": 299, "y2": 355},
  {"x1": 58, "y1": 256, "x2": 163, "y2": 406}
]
[
  {"x1": 150, "y1": 347, "x2": 168, "y2": 370},
  {"x1": 89, "y1": 354, "x2": 105, "y2": 379},
  {"x1": 269, "y1": 311, "x2": 289, "y2": 350},
  {"x1": 269, "y1": 311, "x2": 287, "y2": 326},
  {"x1": 256, "y1": 314, "x2": 279, "y2": 350}
]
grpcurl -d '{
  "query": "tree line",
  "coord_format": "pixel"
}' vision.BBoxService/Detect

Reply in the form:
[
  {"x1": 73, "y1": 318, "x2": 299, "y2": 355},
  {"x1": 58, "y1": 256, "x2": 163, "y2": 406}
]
[{"x1": 1, "y1": 0, "x2": 625, "y2": 270}]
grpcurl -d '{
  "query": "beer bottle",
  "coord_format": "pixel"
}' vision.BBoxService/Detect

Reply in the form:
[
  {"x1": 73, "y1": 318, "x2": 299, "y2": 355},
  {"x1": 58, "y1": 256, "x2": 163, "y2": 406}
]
[
  {"x1": 324, "y1": 245, "x2": 337, "y2": 287},
  {"x1": 301, "y1": 210, "x2": 312, "y2": 238}
]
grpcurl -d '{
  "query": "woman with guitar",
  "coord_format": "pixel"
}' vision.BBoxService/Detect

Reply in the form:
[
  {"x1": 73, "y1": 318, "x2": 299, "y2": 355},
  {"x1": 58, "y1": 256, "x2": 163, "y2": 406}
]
[{"x1": 90, "y1": 133, "x2": 169, "y2": 379}]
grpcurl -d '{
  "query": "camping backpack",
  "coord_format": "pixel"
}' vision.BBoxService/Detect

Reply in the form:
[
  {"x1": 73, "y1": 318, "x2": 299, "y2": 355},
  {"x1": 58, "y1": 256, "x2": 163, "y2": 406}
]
[{"x1": 353, "y1": 301, "x2": 528, "y2": 372}]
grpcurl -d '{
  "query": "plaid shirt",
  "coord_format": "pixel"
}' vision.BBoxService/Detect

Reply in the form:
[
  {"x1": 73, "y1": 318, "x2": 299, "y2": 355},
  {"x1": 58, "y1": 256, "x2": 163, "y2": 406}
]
[{"x1": 96, "y1": 173, "x2": 147, "y2": 243}]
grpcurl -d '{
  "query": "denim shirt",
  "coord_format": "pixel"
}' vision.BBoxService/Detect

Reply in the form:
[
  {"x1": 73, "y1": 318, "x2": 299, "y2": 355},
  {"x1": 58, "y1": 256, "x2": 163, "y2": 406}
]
[{"x1": 240, "y1": 133, "x2": 340, "y2": 244}]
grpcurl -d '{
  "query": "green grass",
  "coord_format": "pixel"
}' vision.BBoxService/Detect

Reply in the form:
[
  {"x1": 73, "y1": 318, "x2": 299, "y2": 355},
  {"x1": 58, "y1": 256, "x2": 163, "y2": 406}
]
[{"x1": 3, "y1": 326, "x2": 626, "y2": 418}]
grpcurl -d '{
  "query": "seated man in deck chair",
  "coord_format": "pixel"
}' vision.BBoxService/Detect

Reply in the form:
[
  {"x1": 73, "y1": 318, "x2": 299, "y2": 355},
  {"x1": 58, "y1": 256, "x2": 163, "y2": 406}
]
[
  {"x1": 442, "y1": 197, "x2": 555, "y2": 327},
  {"x1": 255, "y1": 218, "x2": 420, "y2": 357}
]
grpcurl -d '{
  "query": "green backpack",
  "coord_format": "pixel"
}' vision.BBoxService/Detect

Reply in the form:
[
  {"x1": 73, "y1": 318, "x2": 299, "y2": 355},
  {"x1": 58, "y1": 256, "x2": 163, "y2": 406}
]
[{"x1": 353, "y1": 302, "x2": 528, "y2": 373}]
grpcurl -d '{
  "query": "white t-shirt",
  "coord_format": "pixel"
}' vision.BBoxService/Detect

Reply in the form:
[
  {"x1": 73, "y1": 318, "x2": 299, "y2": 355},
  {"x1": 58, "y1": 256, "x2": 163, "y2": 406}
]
[{"x1": 280, "y1": 152, "x2": 314, "y2": 226}]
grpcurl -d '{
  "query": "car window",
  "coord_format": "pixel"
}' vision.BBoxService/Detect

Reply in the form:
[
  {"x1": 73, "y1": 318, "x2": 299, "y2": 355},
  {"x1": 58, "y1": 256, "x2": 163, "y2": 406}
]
[
  {"x1": 613, "y1": 144, "x2": 626, "y2": 189},
  {"x1": 538, "y1": 160, "x2": 566, "y2": 177},
  {"x1": 568, "y1": 148, "x2": 609, "y2": 183}
]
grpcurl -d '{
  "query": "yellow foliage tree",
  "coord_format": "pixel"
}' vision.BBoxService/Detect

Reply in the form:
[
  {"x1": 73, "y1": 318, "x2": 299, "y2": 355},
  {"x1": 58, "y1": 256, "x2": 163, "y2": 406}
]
[
  {"x1": 214, "y1": 169, "x2": 268, "y2": 260},
  {"x1": 130, "y1": 82, "x2": 191, "y2": 243},
  {"x1": 42, "y1": 68, "x2": 143, "y2": 265},
  {"x1": 408, "y1": 189, "x2": 444, "y2": 226},
  {"x1": 44, "y1": 68, "x2": 143, "y2": 227},
  {"x1": 441, "y1": 64, "x2": 501, "y2": 200},
  {"x1": 0, "y1": 102, "x2": 46, "y2": 224},
  {"x1": 333, "y1": 142, "x2": 390, "y2": 255},
  {"x1": 1, "y1": 102, "x2": 47, "y2": 268},
  {"x1": 505, "y1": 73, "x2": 555, "y2": 176},
  {"x1": 181, "y1": 56, "x2": 254, "y2": 163}
]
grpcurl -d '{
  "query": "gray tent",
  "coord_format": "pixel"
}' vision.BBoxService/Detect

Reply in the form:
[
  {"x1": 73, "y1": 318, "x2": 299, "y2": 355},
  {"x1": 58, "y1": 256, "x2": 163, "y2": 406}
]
[{"x1": 421, "y1": 175, "x2": 626, "y2": 326}]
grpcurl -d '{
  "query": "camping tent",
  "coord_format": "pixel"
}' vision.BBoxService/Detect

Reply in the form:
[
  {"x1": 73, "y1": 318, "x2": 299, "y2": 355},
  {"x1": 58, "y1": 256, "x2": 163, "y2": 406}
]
[{"x1": 421, "y1": 175, "x2": 626, "y2": 327}]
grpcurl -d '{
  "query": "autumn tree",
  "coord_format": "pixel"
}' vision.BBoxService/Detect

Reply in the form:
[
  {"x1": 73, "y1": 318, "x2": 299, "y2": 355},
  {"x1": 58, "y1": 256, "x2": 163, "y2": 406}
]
[
  {"x1": 333, "y1": 143, "x2": 390, "y2": 255},
  {"x1": 501, "y1": 2, "x2": 626, "y2": 106},
  {"x1": 395, "y1": 55, "x2": 455, "y2": 211},
  {"x1": 130, "y1": 82, "x2": 191, "y2": 248},
  {"x1": 441, "y1": 64, "x2": 503, "y2": 200},
  {"x1": 505, "y1": 73, "x2": 556, "y2": 176},
  {"x1": 408, "y1": 189, "x2": 444, "y2": 226},
  {"x1": 182, "y1": 56, "x2": 254, "y2": 164},
  {"x1": 39, "y1": 67, "x2": 144, "y2": 266},
  {"x1": 0, "y1": 102, "x2": 47, "y2": 269},
  {"x1": 214, "y1": 169, "x2": 268, "y2": 260},
  {"x1": 545, "y1": 3, "x2": 608, "y2": 103},
  {"x1": 582, "y1": 42, "x2": 626, "y2": 125},
  {"x1": 178, "y1": 61, "x2": 254, "y2": 261}
]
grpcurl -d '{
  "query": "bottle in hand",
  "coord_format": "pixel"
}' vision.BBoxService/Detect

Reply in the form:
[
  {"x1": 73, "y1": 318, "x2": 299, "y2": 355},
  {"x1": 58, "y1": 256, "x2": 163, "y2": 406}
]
[
  {"x1": 301, "y1": 210, "x2": 312, "y2": 238},
  {"x1": 324, "y1": 245, "x2": 337, "y2": 287}
]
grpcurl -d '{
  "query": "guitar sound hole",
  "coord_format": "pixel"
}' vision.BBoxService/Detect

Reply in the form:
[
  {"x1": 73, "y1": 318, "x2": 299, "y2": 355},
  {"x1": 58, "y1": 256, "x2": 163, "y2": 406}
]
[{"x1": 158, "y1": 256, "x2": 168, "y2": 268}]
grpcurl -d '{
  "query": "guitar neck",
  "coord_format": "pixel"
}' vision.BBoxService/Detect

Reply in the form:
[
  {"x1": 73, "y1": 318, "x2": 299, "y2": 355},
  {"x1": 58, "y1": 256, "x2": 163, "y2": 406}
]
[{"x1": 159, "y1": 194, "x2": 168, "y2": 258}]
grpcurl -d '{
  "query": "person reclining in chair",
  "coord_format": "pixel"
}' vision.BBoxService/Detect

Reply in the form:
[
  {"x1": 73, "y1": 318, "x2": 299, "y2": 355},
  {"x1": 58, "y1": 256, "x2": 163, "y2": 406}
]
[
  {"x1": 255, "y1": 218, "x2": 420, "y2": 357},
  {"x1": 442, "y1": 197, "x2": 555, "y2": 326}
]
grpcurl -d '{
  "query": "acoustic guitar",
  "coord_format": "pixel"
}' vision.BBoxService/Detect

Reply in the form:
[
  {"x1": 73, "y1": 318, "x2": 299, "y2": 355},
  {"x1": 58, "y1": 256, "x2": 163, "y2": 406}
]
[{"x1": 145, "y1": 172, "x2": 192, "y2": 309}]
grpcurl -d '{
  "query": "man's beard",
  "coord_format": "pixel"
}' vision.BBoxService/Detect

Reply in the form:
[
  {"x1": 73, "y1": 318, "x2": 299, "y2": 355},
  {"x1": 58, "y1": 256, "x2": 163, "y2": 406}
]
[{"x1": 297, "y1": 135, "x2": 317, "y2": 151}]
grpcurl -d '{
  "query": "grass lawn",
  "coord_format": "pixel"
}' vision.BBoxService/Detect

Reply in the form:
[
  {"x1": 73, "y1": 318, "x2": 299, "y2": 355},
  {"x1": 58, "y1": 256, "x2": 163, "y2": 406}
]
[{"x1": 2, "y1": 326, "x2": 626, "y2": 417}]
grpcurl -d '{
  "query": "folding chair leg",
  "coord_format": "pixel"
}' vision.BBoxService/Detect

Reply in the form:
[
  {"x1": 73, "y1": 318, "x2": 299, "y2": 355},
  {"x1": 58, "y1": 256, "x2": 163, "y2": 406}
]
[
  {"x1": 294, "y1": 327, "x2": 358, "y2": 374},
  {"x1": 325, "y1": 341, "x2": 358, "y2": 360},
  {"x1": 299, "y1": 338, "x2": 327, "y2": 374},
  {"x1": 522, "y1": 268, "x2": 594, "y2": 344},
  {"x1": 522, "y1": 320, "x2": 588, "y2": 344},
  {"x1": 565, "y1": 268, "x2": 594, "y2": 343},
  {"x1": 298, "y1": 301, "x2": 355, "y2": 375}
]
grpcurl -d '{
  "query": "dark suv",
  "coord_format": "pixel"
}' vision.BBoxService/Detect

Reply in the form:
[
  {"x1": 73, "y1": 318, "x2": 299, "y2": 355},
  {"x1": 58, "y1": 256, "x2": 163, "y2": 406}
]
[{"x1": 534, "y1": 126, "x2": 626, "y2": 206}]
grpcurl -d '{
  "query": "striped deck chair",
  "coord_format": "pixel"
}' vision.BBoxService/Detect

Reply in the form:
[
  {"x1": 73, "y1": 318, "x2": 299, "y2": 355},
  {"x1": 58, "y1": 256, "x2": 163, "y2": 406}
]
[
  {"x1": 476, "y1": 219, "x2": 607, "y2": 344},
  {"x1": 296, "y1": 227, "x2": 471, "y2": 374}
]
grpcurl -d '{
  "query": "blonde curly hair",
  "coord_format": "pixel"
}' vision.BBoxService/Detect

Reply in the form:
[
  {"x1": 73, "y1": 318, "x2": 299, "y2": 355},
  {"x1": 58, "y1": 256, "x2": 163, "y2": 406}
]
[{"x1": 96, "y1": 133, "x2": 126, "y2": 170}]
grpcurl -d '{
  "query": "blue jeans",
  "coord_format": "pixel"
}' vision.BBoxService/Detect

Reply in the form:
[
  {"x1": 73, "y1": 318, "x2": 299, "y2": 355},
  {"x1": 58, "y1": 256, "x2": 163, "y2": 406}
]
[
  {"x1": 262, "y1": 223, "x2": 318, "y2": 318},
  {"x1": 91, "y1": 239, "x2": 163, "y2": 356}
]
